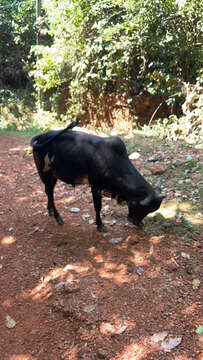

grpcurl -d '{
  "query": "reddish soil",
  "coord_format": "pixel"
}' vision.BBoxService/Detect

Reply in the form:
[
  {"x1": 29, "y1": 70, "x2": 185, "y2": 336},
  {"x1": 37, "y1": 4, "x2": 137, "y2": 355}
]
[{"x1": 0, "y1": 133, "x2": 202, "y2": 360}]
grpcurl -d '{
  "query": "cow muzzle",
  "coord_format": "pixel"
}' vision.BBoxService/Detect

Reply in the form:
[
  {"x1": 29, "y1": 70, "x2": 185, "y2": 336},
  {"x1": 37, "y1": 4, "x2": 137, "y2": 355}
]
[{"x1": 128, "y1": 216, "x2": 144, "y2": 228}]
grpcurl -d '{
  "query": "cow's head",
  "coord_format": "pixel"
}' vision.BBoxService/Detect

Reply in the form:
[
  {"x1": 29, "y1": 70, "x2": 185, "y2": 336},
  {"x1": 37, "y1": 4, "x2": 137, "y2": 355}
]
[{"x1": 128, "y1": 179, "x2": 165, "y2": 227}]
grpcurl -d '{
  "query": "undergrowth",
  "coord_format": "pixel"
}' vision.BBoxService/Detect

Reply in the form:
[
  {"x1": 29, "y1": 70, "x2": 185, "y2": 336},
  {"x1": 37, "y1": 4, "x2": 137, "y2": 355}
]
[
  {"x1": 0, "y1": 84, "x2": 202, "y2": 146},
  {"x1": 142, "y1": 84, "x2": 203, "y2": 146},
  {"x1": 0, "y1": 87, "x2": 34, "y2": 132}
]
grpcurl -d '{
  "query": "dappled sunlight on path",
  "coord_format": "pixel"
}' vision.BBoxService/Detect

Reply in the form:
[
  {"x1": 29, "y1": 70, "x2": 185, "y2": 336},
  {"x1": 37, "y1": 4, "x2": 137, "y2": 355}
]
[{"x1": 0, "y1": 133, "x2": 202, "y2": 359}]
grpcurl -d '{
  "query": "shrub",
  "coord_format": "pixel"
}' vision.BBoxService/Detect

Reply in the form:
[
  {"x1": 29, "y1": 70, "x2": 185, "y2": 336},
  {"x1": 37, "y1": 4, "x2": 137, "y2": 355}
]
[
  {"x1": 0, "y1": 87, "x2": 34, "y2": 131},
  {"x1": 145, "y1": 83, "x2": 203, "y2": 143},
  {"x1": 31, "y1": 0, "x2": 202, "y2": 118}
]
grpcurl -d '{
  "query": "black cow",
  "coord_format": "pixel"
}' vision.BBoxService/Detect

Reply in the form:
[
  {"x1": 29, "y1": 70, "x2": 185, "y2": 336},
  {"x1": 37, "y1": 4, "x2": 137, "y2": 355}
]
[{"x1": 30, "y1": 120, "x2": 165, "y2": 232}]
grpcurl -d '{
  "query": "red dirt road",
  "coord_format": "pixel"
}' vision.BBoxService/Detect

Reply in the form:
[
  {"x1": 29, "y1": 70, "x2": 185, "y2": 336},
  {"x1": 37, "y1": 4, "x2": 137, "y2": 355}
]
[{"x1": 0, "y1": 133, "x2": 202, "y2": 360}]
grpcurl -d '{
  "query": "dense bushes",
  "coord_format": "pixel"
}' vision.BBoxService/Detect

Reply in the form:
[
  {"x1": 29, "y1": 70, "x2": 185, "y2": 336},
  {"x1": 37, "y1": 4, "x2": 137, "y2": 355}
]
[
  {"x1": 0, "y1": 0, "x2": 202, "y2": 141},
  {"x1": 31, "y1": 0, "x2": 202, "y2": 118},
  {"x1": 0, "y1": 87, "x2": 35, "y2": 131},
  {"x1": 0, "y1": 0, "x2": 35, "y2": 88},
  {"x1": 145, "y1": 84, "x2": 203, "y2": 143}
]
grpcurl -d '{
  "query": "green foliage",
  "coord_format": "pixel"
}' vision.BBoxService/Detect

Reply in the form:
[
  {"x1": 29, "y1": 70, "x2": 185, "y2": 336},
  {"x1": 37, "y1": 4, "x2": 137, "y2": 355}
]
[
  {"x1": 143, "y1": 84, "x2": 203, "y2": 144},
  {"x1": 184, "y1": 155, "x2": 197, "y2": 169},
  {"x1": 196, "y1": 325, "x2": 203, "y2": 334},
  {"x1": 0, "y1": 0, "x2": 35, "y2": 86},
  {"x1": 30, "y1": 0, "x2": 202, "y2": 117},
  {"x1": 1, "y1": 0, "x2": 202, "y2": 136},
  {"x1": 0, "y1": 86, "x2": 34, "y2": 131},
  {"x1": 0, "y1": 86, "x2": 65, "y2": 133}
]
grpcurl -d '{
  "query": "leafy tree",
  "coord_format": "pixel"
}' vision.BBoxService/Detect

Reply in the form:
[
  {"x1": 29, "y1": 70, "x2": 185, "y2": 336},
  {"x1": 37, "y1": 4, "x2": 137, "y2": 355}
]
[
  {"x1": 0, "y1": 0, "x2": 35, "y2": 88},
  {"x1": 25, "y1": 0, "x2": 203, "y2": 116}
]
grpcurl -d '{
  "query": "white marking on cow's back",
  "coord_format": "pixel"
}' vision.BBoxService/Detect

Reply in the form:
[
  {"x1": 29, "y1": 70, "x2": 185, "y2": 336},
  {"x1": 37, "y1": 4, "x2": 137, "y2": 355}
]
[{"x1": 43, "y1": 153, "x2": 55, "y2": 172}]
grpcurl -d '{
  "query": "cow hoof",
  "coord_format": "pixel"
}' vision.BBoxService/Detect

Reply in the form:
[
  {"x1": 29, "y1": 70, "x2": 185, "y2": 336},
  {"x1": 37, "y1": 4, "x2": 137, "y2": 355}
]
[
  {"x1": 136, "y1": 221, "x2": 144, "y2": 228},
  {"x1": 128, "y1": 217, "x2": 144, "y2": 228},
  {"x1": 98, "y1": 224, "x2": 108, "y2": 232},
  {"x1": 56, "y1": 217, "x2": 64, "y2": 225}
]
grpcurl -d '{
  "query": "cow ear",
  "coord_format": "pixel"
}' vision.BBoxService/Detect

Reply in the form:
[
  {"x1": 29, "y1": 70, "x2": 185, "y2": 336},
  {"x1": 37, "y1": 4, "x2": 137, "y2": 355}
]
[
  {"x1": 157, "y1": 194, "x2": 165, "y2": 202},
  {"x1": 139, "y1": 193, "x2": 152, "y2": 206}
]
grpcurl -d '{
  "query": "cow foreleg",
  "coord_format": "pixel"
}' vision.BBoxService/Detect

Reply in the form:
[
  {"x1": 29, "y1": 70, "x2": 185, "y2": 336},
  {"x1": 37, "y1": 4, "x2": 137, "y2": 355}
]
[
  {"x1": 91, "y1": 187, "x2": 107, "y2": 232},
  {"x1": 128, "y1": 204, "x2": 144, "y2": 228}
]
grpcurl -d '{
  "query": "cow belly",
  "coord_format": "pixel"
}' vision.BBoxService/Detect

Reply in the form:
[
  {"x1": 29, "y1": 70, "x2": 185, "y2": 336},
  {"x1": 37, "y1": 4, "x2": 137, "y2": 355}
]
[
  {"x1": 55, "y1": 172, "x2": 90, "y2": 186},
  {"x1": 74, "y1": 175, "x2": 89, "y2": 185}
]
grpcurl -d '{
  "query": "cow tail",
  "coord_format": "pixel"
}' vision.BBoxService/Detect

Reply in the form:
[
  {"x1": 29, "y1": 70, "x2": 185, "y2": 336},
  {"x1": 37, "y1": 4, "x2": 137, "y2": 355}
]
[
  {"x1": 30, "y1": 117, "x2": 80, "y2": 149},
  {"x1": 65, "y1": 116, "x2": 80, "y2": 131},
  {"x1": 30, "y1": 136, "x2": 39, "y2": 147}
]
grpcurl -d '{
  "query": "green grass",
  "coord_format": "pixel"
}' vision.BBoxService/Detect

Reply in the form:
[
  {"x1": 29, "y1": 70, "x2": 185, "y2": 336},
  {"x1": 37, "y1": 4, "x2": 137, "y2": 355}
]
[{"x1": 0, "y1": 126, "x2": 41, "y2": 138}]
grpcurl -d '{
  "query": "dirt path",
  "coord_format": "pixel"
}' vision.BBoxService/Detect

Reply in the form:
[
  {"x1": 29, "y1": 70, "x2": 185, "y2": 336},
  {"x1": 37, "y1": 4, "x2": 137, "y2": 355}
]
[{"x1": 0, "y1": 133, "x2": 202, "y2": 360}]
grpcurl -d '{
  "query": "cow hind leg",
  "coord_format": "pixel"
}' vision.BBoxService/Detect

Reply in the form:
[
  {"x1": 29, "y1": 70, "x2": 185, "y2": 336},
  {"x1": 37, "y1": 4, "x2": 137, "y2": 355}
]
[
  {"x1": 40, "y1": 174, "x2": 64, "y2": 225},
  {"x1": 91, "y1": 187, "x2": 107, "y2": 232}
]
